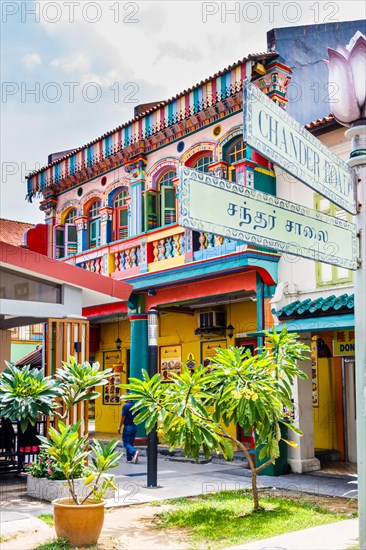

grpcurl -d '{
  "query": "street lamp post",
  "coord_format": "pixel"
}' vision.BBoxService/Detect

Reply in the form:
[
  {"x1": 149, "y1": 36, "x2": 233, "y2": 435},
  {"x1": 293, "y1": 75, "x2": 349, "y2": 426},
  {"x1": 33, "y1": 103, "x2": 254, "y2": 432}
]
[
  {"x1": 147, "y1": 308, "x2": 159, "y2": 488},
  {"x1": 346, "y1": 124, "x2": 366, "y2": 550},
  {"x1": 326, "y1": 32, "x2": 366, "y2": 550}
]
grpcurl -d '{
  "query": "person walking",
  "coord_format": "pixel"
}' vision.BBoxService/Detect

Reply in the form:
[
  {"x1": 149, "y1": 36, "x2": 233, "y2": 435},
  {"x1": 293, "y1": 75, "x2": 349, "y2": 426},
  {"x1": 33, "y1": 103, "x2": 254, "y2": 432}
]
[{"x1": 117, "y1": 397, "x2": 139, "y2": 464}]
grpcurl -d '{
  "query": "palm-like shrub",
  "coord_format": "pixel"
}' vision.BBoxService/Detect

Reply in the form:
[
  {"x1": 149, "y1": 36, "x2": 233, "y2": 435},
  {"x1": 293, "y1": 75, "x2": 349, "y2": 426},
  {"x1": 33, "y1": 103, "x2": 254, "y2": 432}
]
[
  {"x1": 0, "y1": 357, "x2": 113, "y2": 431},
  {"x1": 0, "y1": 356, "x2": 122, "y2": 503},
  {"x1": 0, "y1": 364, "x2": 61, "y2": 431},
  {"x1": 38, "y1": 421, "x2": 121, "y2": 504}
]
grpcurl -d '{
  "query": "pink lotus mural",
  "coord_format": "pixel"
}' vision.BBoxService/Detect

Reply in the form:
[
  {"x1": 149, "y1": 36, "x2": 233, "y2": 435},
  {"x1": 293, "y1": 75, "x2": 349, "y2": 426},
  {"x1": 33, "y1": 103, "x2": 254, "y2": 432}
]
[{"x1": 325, "y1": 31, "x2": 366, "y2": 127}]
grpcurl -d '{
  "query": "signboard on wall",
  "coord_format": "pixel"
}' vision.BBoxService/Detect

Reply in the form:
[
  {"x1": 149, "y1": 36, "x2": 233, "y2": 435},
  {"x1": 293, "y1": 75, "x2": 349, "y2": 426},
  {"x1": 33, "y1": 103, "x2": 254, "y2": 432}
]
[
  {"x1": 201, "y1": 340, "x2": 227, "y2": 372},
  {"x1": 333, "y1": 330, "x2": 355, "y2": 356},
  {"x1": 160, "y1": 345, "x2": 182, "y2": 381},
  {"x1": 243, "y1": 80, "x2": 357, "y2": 214},
  {"x1": 179, "y1": 167, "x2": 358, "y2": 270},
  {"x1": 102, "y1": 351, "x2": 124, "y2": 404}
]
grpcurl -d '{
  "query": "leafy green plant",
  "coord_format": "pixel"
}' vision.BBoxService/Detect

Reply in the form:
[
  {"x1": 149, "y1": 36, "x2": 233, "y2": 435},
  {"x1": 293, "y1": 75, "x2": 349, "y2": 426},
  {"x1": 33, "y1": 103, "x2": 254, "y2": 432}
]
[
  {"x1": 0, "y1": 356, "x2": 122, "y2": 505},
  {"x1": 34, "y1": 537, "x2": 73, "y2": 550},
  {"x1": 38, "y1": 421, "x2": 121, "y2": 505},
  {"x1": 0, "y1": 357, "x2": 113, "y2": 431},
  {"x1": 0, "y1": 364, "x2": 61, "y2": 431},
  {"x1": 121, "y1": 327, "x2": 308, "y2": 511},
  {"x1": 26, "y1": 450, "x2": 86, "y2": 481}
]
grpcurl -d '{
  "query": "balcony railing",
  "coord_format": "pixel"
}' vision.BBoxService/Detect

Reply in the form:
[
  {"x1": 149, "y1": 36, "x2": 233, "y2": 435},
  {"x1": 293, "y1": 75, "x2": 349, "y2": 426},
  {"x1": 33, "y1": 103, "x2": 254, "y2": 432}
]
[
  {"x1": 78, "y1": 257, "x2": 103, "y2": 274},
  {"x1": 114, "y1": 246, "x2": 141, "y2": 271},
  {"x1": 67, "y1": 225, "x2": 261, "y2": 279},
  {"x1": 152, "y1": 232, "x2": 185, "y2": 262}
]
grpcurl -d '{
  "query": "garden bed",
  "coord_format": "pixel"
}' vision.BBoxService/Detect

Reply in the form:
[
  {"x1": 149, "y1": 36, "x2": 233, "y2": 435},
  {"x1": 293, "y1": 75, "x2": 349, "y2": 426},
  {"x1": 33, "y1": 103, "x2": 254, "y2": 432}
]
[{"x1": 27, "y1": 475, "x2": 115, "y2": 502}]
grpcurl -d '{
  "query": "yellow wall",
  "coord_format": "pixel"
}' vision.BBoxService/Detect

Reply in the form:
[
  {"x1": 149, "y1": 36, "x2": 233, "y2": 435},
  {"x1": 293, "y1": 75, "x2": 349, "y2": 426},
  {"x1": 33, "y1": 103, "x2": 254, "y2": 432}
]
[
  {"x1": 95, "y1": 319, "x2": 130, "y2": 433},
  {"x1": 313, "y1": 358, "x2": 337, "y2": 450},
  {"x1": 95, "y1": 300, "x2": 257, "y2": 442}
]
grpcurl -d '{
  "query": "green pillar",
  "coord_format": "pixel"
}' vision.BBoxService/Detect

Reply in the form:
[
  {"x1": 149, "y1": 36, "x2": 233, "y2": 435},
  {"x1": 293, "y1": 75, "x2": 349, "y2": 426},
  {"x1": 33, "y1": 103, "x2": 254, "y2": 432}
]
[
  {"x1": 256, "y1": 273, "x2": 264, "y2": 348},
  {"x1": 128, "y1": 313, "x2": 148, "y2": 441}
]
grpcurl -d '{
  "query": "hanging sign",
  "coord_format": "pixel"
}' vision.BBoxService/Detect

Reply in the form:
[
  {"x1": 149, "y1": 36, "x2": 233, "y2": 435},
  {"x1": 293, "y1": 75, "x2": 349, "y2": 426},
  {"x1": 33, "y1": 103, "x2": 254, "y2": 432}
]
[
  {"x1": 179, "y1": 168, "x2": 358, "y2": 270},
  {"x1": 243, "y1": 80, "x2": 357, "y2": 215}
]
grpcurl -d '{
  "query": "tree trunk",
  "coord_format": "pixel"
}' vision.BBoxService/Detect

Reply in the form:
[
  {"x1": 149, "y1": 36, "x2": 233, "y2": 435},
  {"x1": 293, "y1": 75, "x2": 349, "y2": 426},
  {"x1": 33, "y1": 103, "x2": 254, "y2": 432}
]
[
  {"x1": 251, "y1": 469, "x2": 260, "y2": 511},
  {"x1": 221, "y1": 429, "x2": 262, "y2": 512}
]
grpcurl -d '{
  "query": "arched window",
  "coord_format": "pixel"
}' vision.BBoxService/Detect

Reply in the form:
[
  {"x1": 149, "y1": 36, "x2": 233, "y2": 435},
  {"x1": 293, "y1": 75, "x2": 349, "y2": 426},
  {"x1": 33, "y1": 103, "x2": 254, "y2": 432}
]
[
  {"x1": 64, "y1": 208, "x2": 77, "y2": 255},
  {"x1": 54, "y1": 208, "x2": 77, "y2": 259},
  {"x1": 114, "y1": 189, "x2": 128, "y2": 240},
  {"x1": 159, "y1": 170, "x2": 176, "y2": 226},
  {"x1": 192, "y1": 155, "x2": 213, "y2": 173},
  {"x1": 88, "y1": 200, "x2": 101, "y2": 249},
  {"x1": 65, "y1": 209, "x2": 77, "y2": 224},
  {"x1": 228, "y1": 139, "x2": 246, "y2": 164},
  {"x1": 225, "y1": 138, "x2": 246, "y2": 182}
]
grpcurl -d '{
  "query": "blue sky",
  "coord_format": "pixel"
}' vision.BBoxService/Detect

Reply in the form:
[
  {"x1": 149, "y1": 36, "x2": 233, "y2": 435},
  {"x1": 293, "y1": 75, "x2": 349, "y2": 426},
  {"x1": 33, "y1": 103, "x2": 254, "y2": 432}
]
[{"x1": 1, "y1": 1, "x2": 364, "y2": 223}]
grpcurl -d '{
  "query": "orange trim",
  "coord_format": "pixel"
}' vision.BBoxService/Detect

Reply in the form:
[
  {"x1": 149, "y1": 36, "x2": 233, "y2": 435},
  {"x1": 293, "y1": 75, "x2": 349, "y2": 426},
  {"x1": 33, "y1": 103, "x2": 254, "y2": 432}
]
[{"x1": 146, "y1": 271, "x2": 257, "y2": 309}]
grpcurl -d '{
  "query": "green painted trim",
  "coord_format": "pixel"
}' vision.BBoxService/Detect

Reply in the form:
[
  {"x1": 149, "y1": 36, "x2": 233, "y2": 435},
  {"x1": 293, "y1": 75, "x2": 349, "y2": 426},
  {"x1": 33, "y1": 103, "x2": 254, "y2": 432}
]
[
  {"x1": 129, "y1": 315, "x2": 148, "y2": 438},
  {"x1": 129, "y1": 253, "x2": 279, "y2": 291},
  {"x1": 264, "y1": 284, "x2": 276, "y2": 299},
  {"x1": 256, "y1": 274, "x2": 264, "y2": 347}
]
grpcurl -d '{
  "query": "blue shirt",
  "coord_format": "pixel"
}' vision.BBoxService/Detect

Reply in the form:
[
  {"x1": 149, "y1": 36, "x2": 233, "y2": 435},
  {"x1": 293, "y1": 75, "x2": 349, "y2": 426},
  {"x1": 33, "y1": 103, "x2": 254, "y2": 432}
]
[{"x1": 122, "y1": 401, "x2": 136, "y2": 426}]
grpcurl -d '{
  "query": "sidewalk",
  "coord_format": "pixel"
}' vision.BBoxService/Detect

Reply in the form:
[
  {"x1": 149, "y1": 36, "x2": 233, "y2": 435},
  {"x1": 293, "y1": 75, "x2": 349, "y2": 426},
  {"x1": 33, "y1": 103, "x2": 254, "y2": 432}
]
[
  {"x1": 227, "y1": 519, "x2": 359, "y2": 550},
  {"x1": 1, "y1": 455, "x2": 359, "y2": 548}
]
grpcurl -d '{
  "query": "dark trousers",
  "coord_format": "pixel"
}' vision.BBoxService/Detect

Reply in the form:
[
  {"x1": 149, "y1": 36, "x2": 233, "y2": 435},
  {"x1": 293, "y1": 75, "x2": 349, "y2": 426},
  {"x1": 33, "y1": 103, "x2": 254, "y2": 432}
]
[{"x1": 122, "y1": 425, "x2": 137, "y2": 461}]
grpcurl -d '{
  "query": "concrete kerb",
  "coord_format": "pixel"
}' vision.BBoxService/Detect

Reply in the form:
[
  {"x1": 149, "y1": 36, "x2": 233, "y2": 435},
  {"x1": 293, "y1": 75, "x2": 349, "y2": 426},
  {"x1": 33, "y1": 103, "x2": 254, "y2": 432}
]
[{"x1": 0, "y1": 454, "x2": 358, "y2": 542}]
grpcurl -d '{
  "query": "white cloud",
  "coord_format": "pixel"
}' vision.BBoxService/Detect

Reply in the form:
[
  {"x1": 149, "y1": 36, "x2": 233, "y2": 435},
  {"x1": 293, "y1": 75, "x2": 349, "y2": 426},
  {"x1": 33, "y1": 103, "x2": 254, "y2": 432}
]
[
  {"x1": 51, "y1": 53, "x2": 90, "y2": 74},
  {"x1": 23, "y1": 53, "x2": 42, "y2": 70}
]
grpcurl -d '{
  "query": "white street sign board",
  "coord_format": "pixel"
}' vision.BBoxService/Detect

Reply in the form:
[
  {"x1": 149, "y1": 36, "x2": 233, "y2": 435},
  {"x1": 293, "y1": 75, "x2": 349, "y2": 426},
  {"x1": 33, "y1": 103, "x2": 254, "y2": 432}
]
[
  {"x1": 243, "y1": 80, "x2": 357, "y2": 214},
  {"x1": 179, "y1": 168, "x2": 358, "y2": 270}
]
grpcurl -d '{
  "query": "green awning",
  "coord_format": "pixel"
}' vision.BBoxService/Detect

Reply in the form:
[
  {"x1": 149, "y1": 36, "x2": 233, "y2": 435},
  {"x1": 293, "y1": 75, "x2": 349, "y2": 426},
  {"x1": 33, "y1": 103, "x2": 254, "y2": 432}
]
[{"x1": 249, "y1": 313, "x2": 354, "y2": 336}]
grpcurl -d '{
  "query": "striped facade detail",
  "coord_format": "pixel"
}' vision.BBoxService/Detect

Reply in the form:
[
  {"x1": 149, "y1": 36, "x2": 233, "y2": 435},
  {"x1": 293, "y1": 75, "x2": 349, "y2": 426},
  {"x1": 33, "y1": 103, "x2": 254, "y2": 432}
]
[{"x1": 27, "y1": 63, "x2": 247, "y2": 196}]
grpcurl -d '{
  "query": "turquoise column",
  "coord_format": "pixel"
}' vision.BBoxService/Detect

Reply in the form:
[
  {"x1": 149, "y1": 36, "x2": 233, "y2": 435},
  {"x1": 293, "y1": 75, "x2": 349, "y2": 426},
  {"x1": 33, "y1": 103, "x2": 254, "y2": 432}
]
[
  {"x1": 128, "y1": 313, "x2": 148, "y2": 441},
  {"x1": 256, "y1": 273, "x2": 264, "y2": 348}
]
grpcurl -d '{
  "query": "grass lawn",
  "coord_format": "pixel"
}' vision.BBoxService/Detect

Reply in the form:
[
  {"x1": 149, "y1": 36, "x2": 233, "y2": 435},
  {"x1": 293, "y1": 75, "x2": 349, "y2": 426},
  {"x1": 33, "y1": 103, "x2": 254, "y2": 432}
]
[
  {"x1": 155, "y1": 490, "x2": 356, "y2": 549},
  {"x1": 38, "y1": 514, "x2": 54, "y2": 527},
  {"x1": 34, "y1": 538, "x2": 74, "y2": 550}
]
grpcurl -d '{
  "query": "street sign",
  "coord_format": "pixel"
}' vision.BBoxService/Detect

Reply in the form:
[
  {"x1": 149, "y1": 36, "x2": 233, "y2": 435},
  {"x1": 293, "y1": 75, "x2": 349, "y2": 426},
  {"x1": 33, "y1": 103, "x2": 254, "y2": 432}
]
[
  {"x1": 179, "y1": 168, "x2": 358, "y2": 270},
  {"x1": 243, "y1": 80, "x2": 357, "y2": 215}
]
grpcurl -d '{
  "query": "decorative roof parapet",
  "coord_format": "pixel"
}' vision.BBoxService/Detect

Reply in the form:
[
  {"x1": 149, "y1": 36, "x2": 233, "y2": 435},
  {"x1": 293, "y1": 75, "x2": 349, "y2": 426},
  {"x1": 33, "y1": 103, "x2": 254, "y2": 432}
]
[
  {"x1": 274, "y1": 293, "x2": 354, "y2": 319},
  {"x1": 25, "y1": 52, "x2": 278, "y2": 200}
]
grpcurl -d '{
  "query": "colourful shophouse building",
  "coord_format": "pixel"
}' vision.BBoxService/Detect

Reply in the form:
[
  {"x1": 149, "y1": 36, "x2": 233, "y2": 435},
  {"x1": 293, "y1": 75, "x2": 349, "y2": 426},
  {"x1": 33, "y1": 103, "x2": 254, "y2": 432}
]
[
  {"x1": 25, "y1": 51, "x2": 293, "y2": 441},
  {"x1": 272, "y1": 114, "x2": 357, "y2": 472}
]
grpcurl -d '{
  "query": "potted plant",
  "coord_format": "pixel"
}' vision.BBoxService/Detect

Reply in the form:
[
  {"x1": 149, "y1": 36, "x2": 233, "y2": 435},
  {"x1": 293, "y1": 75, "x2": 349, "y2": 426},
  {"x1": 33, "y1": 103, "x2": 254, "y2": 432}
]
[
  {"x1": 38, "y1": 420, "x2": 121, "y2": 546},
  {"x1": 26, "y1": 448, "x2": 116, "y2": 502},
  {"x1": 0, "y1": 357, "x2": 122, "y2": 547}
]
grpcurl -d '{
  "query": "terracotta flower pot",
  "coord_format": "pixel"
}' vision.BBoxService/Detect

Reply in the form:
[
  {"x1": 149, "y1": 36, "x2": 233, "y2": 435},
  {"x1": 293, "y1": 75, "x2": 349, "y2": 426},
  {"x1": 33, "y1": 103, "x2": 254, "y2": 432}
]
[{"x1": 52, "y1": 498, "x2": 105, "y2": 547}]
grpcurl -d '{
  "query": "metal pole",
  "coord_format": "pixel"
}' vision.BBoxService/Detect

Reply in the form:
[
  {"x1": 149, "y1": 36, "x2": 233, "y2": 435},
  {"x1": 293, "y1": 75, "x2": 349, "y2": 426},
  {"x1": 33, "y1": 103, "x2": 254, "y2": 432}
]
[
  {"x1": 345, "y1": 123, "x2": 366, "y2": 550},
  {"x1": 147, "y1": 308, "x2": 159, "y2": 488}
]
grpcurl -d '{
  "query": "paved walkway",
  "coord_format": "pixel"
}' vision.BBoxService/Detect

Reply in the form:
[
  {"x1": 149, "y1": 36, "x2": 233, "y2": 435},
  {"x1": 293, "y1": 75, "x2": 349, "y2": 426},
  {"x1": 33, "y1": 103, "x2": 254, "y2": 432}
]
[
  {"x1": 0, "y1": 454, "x2": 359, "y2": 549},
  {"x1": 227, "y1": 518, "x2": 359, "y2": 549}
]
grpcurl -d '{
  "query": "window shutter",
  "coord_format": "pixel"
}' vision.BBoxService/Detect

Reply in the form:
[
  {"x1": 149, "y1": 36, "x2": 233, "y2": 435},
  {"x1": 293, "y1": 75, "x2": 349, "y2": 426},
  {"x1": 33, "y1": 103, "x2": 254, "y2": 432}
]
[
  {"x1": 65, "y1": 223, "x2": 77, "y2": 256},
  {"x1": 53, "y1": 226, "x2": 65, "y2": 259}
]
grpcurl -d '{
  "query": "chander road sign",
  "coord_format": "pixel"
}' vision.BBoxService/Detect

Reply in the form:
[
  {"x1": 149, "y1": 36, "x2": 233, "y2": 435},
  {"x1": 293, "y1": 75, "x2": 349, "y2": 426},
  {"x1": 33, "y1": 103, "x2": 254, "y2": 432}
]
[
  {"x1": 243, "y1": 80, "x2": 357, "y2": 215},
  {"x1": 179, "y1": 168, "x2": 358, "y2": 271}
]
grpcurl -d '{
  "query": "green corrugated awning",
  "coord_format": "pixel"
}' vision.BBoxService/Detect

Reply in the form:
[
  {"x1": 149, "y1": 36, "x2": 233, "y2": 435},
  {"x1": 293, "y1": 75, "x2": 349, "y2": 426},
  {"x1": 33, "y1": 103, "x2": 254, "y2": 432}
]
[{"x1": 249, "y1": 314, "x2": 354, "y2": 336}]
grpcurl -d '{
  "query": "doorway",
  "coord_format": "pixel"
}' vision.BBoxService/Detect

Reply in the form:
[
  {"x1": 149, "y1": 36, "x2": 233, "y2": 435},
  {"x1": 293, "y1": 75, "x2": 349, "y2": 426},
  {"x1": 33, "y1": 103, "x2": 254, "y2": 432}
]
[{"x1": 342, "y1": 359, "x2": 357, "y2": 463}]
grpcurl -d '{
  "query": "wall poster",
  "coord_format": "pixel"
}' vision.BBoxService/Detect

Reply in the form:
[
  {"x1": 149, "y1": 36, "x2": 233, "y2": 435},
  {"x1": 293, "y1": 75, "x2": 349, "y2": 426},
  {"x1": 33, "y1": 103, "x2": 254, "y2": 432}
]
[
  {"x1": 102, "y1": 350, "x2": 125, "y2": 405},
  {"x1": 160, "y1": 345, "x2": 182, "y2": 381},
  {"x1": 201, "y1": 340, "x2": 227, "y2": 372},
  {"x1": 311, "y1": 336, "x2": 319, "y2": 407}
]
